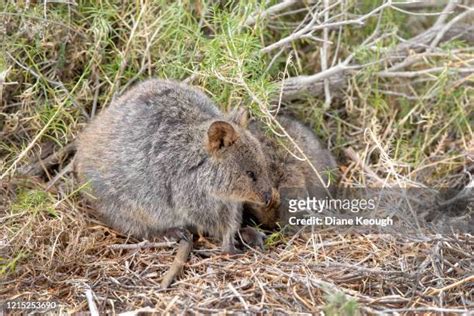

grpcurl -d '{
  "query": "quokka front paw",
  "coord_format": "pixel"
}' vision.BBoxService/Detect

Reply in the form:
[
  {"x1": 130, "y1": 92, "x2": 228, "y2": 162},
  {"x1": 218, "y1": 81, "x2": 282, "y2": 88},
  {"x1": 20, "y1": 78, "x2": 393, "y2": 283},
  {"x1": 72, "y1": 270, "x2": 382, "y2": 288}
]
[
  {"x1": 222, "y1": 245, "x2": 243, "y2": 255},
  {"x1": 221, "y1": 234, "x2": 243, "y2": 255},
  {"x1": 238, "y1": 226, "x2": 266, "y2": 250},
  {"x1": 164, "y1": 227, "x2": 193, "y2": 241}
]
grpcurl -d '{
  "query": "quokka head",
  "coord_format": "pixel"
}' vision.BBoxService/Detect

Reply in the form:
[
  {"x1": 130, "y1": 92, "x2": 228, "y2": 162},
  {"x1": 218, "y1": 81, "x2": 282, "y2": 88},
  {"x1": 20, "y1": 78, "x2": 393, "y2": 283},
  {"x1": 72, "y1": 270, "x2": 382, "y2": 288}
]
[
  {"x1": 205, "y1": 108, "x2": 274, "y2": 206},
  {"x1": 244, "y1": 187, "x2": 282, "y2": 229}
]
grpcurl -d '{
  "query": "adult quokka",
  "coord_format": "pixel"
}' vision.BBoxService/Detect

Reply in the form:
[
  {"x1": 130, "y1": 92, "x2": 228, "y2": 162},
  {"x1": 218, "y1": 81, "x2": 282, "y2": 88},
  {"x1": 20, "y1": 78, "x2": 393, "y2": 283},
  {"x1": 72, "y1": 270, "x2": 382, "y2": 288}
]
[{"x1": 75, "y1": 79, "x2": 273, "y2": 254}]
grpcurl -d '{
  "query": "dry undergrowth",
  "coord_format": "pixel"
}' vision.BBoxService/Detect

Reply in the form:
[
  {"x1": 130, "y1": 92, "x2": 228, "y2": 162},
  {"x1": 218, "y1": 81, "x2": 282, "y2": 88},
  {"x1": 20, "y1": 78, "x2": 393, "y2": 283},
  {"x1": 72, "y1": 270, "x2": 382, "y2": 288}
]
[
  {"x1": 1, "y1": 188, "x2": 472, "y2": 314},
  {"x1": 1, "y1": 0, "x2": 473, "y2": 314}
]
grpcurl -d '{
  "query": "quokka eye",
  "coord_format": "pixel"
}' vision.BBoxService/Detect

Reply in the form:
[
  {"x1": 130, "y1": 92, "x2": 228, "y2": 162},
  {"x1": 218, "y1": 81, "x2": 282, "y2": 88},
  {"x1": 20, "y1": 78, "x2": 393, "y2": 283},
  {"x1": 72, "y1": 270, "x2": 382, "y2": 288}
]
[{"x1": 246, "y1": 171, "x2": 257, "y2": 182}]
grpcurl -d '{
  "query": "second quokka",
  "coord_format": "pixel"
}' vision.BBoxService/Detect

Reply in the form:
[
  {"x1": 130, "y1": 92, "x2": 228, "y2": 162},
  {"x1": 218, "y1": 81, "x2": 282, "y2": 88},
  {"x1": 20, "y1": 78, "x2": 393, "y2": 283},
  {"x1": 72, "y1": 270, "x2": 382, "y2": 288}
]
[
  {"x1": 75, "y1": 79, "x2": 273, "y2": 254},
  {"x1": 243, "y1": 116, "x2": 338, "y2": 230}
]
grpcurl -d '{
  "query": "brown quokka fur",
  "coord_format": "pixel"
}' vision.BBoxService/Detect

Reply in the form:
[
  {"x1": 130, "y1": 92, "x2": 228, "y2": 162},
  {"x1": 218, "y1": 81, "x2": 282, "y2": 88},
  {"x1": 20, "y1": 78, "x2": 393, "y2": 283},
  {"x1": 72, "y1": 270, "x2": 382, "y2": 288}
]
[
  {"x1": 75, "y1": 79, "x2": 273, "y2": 254},
  {"x1": 243, "y1": 116, "x2": 338, "y2": 230}
]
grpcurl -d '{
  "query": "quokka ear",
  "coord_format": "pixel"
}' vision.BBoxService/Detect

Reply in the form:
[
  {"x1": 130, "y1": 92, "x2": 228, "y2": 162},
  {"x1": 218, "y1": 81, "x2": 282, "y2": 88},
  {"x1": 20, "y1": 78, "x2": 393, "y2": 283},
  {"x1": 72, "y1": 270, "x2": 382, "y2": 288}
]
[
  {"x1": 207, "y1": 121, "x2": 239, "y2": 154},
  {"x1": 228, "y1": 107, "x2": 249, "y2": 128}
]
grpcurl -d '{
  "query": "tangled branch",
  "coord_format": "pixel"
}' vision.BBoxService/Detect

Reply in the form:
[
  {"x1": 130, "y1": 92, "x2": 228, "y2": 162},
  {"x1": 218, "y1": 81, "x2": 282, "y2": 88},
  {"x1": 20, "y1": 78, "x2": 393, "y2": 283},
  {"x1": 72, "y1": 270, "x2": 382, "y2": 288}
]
[{"x1": 254, "y1": 0, "x2": 474, "y2": 102}]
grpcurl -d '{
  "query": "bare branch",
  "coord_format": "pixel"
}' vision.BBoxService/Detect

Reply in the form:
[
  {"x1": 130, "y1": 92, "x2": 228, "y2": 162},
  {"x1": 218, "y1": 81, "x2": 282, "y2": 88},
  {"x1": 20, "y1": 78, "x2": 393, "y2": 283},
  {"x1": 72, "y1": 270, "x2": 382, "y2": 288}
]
[
  {"x1": 275, "y1": 11, "x2": 473, "y2": 101},
  {"x1": 392, "y1": 0, "x2": 450, "y2": 10},
  {"x1": 431, "y1": 0, "x2": 457, "y2": 29},
  {"x1": 17, "y1": 142, "x2": 76, "y2": 177},
  {"x1": 245, "y1": 0, "x2": 302, "y2": 27},
  {"x1": 261, "y1": 0, "x2": 348, "y2": 53},
  {"x1": 430, "y1": 7, "x2": 474, "y2": 48},
  {"x1": 277, "y1": 68, "x2": 347, "y2": 102},
  {"x1": 321, "y1": 0, "x2": 331, "y2": 109},
  {"x1": 84, "y1": 288, "x2": 99, "y2": 316},
  {"x1": 377, "y1": 66, "x2": 474, "y2": 78}
]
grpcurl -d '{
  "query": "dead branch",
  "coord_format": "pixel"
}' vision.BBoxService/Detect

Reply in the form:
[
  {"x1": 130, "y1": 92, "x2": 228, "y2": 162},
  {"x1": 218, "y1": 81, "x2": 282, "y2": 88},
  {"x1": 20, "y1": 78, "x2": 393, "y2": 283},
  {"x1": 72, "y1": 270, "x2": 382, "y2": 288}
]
[
  {"x1": 275, "y1": 7, "x2": 473, "y2": 102},
  {"x1": 392, "y1": 0, "x2": 451, "y2": 10},
  {"x1": 387, "y1": 23, "x2": 474, "y2": 64},
  {"x1": 276, "y1": 69, "x2": 347, "y2": 102},
  {"x1": 84, "y1": 288, "x2": 100, "y2": 316},
  {"x1": 426, "y1": 274, "x2": 474, "y2": 295},
  {"x1": 245, "y1": 0, "x2": 302, "y2": 27},
  {"x1": 17, "y1": 142, "x2": 76, "y2": 177},
  {"x1": 321, "y1": 0, "x2": 331, "y2": 109},
  {"x1": 160, "y1": 239, "x2": 193, "y2": 289},
  {"x1": 430, "y1": 7, "x2": 474, "y2": 48},
  {"x1": 377, "y1": 66, "x2": 474, "y2": 78},
  {"x1": 261, "y1": 1, "x2": 390, "y2": 54}
]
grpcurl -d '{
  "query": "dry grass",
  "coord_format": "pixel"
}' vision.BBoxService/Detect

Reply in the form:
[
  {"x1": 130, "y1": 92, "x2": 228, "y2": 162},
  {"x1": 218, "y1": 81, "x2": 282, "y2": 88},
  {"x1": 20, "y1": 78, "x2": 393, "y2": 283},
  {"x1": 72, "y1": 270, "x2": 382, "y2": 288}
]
[{"x1": 1, "y1": 192, "x2": 472, "y2": 314}]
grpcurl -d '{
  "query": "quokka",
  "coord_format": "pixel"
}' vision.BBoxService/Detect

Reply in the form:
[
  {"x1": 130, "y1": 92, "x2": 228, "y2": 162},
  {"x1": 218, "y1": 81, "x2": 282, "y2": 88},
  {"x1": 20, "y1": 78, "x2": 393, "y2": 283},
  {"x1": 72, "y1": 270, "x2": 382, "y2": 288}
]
[
  {"x1": 75, "y1": 79, "x2": 273, "y2": 254},
  {"x1": 243, "y1": 116, "x2": 338, "y2": 230}
]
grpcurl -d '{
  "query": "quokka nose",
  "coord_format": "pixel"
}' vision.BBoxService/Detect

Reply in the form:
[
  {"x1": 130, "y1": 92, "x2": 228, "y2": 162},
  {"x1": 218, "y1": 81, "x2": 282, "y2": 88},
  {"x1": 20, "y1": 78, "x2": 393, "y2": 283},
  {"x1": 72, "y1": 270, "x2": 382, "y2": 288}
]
[{"x1": 263, "y1": 191, "x2": 272, "y2": 206}]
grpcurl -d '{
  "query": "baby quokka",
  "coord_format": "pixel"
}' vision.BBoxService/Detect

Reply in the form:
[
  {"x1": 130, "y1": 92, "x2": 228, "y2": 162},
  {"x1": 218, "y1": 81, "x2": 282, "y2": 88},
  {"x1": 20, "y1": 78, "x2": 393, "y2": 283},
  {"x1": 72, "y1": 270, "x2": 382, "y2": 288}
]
[
  {"x1": 75, "y1": 79, "x2": 273, "y2": 254},
  {"x1": 243, "y1": 116, "x2": 338, "y2": 230}
]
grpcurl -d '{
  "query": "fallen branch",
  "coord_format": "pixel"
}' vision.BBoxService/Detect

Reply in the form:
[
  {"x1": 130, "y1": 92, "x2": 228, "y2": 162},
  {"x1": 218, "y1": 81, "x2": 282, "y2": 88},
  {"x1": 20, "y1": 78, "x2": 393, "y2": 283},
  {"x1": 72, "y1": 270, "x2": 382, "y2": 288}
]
[
  {"x1": 84, "y1": 288, "x2": 99, "y2": 316},
  {"x1": 321, "y1": 0, "x2": 331, "y2": 109},
  {"x1": 430, "y1": 7, "x2": 474, "y2": 48},
  {"x1": 276, "y1": 68, "x2": 347, "y2": 102},
  {"x1": 426, "y1": 274, "x2": 474, "y2": 295},
  {"x1": 387, "y1": 24, "x2": 474, "y2": 63},
  {"x1": 255, "y1": 1, "x2": 473, "y2": 102},
  {"x1": 17, "y1": 142, "x2": 76, "y2": 177},
  {"x1": 377, "y1": 66, "x2": 474, "y2": 78},
  {"x1": 160, "y1": 239, "x2": 193, "y2": 289},
  {"x1": 392, "y1": 0, "x2": 450, "y2": 10}
]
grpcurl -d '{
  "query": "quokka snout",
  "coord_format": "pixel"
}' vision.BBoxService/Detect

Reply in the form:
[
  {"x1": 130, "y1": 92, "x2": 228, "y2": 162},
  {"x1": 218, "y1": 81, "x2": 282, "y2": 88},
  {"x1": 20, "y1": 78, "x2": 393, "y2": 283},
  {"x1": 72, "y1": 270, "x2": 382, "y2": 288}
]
[{"x1": 75, "y1": 79, "x2": 272, "y2": 254}]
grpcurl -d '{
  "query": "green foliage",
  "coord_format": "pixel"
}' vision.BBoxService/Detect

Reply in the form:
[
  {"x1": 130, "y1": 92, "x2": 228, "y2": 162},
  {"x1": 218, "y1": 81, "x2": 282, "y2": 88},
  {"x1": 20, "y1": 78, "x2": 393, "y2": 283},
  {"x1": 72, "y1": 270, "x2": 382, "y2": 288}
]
[
  {"x1": 37, "y1": 102, "x2": 76, "y2": 146},
  {"x1": 264, "y1": 229, "x2": 285, "y2": 247},
  {"x1": 11, "y1": 189, "x2": 57, "y2": 217},
  {"x1": 0, "y1": 252, "x2": 26, "y2": 276},
  {"x1": 323, "y1": 292, "x2": 360, "y2": 316},
  {"x1": 1, "y1": 0, "x2": 472, "y2": 191}
]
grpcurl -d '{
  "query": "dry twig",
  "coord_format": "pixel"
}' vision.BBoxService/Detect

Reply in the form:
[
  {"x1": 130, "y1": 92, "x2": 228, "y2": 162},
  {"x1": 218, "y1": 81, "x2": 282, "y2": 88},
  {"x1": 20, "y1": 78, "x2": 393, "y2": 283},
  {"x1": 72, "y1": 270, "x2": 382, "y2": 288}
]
[{"x1": 109, "y1": 241, "x2": 177, "y2": 250}]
